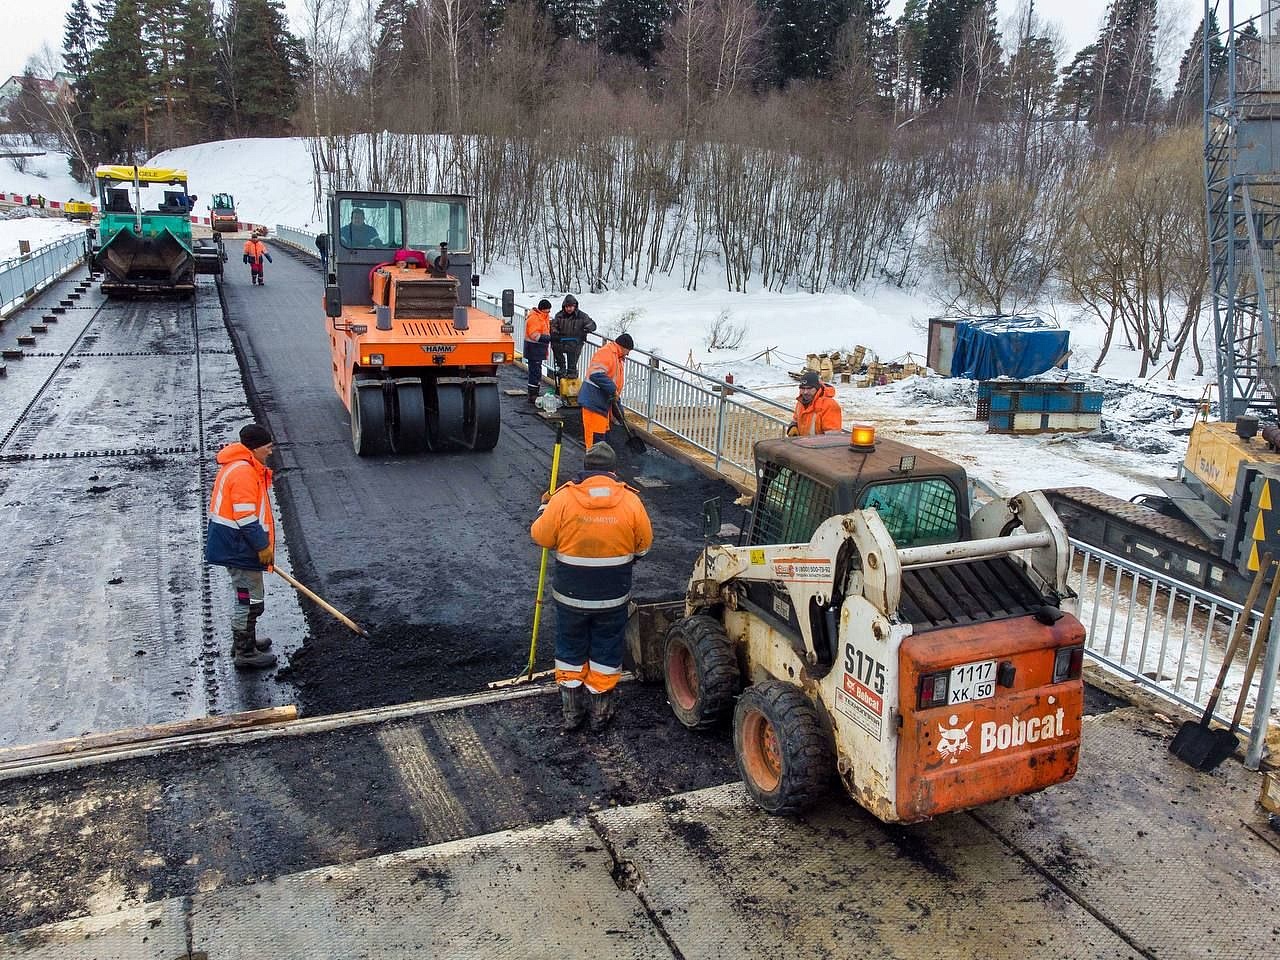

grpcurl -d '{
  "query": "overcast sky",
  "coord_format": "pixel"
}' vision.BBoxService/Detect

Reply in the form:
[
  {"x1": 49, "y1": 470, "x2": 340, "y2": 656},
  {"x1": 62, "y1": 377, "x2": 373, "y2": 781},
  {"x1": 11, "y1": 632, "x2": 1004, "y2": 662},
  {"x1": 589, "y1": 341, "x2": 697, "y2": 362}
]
[{"x1": 1, "y1": 0, "x2": 1197, "y2": 100}]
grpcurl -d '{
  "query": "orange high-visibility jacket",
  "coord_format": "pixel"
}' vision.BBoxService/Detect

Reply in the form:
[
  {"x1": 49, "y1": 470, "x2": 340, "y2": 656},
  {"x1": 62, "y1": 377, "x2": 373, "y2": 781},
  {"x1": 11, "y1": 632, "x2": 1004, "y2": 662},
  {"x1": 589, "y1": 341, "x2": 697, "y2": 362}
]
[
  {"x1": 531, "y1": 472, "x2": 653, "y2": 610},
  {"x1": 578, "y1": 342, "x2": 626, "y2": 415},
  {"x1": 792, "y1": 385, "x2": 842, "y2": 436},
  {"x1": 243, "y1": 239, "x2": 269, "y2": 264},
  {"x1": 524, "y1": 307, "x2": 551, "y2": 342},
  {"x1": 205, "y1": 443, "x2": 275, "y2": 569}
]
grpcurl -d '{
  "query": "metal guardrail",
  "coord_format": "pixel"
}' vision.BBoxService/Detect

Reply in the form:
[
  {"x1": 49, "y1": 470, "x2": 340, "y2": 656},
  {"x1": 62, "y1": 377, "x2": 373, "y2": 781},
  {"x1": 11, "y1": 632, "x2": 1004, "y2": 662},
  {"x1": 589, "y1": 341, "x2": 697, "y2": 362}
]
[
  {"x1": 0, "y1": 232, "x2": 90, "y2": 316},
  {"x1": 274, "y1": 224, "x2": 320, "y2": 257},
  {"x1": 1070, "y1": 540, "x2": 1278, "y2": 766}
]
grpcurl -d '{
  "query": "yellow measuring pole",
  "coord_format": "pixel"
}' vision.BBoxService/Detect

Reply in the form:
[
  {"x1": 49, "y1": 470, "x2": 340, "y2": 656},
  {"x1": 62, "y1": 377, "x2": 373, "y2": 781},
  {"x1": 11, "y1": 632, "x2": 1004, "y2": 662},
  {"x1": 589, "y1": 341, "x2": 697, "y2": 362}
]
[{"x1": 524, "y1": 423, "x2": 564, "y2": 680}]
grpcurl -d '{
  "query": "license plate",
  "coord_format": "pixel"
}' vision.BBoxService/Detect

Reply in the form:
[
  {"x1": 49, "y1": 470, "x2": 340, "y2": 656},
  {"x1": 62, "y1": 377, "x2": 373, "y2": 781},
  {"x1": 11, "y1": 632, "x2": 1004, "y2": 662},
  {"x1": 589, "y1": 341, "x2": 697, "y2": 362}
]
[{"x1": 949, "y1": 659, "x2": 996, "y2": 704}]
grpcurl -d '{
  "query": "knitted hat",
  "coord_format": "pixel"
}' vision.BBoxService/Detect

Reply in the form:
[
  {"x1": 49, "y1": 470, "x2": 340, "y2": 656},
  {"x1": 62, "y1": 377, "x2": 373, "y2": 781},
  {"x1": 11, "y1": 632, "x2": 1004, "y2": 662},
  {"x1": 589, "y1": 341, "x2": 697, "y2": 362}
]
[
  {"x1": 799, "y1": 370, "x2": 821, "y2": 389},
  {"x1": 615, "y1": 333, "x2": 634, "y2": 350},
  {"x1": 584, "y1": 442, "x2": 617, "y2": 471},
  {"x1": 240, "y1": 423, "x2": 273, "y2": 450},
  {"x1": 537, "y1": 298, "x2": 552, "y2": 311}
]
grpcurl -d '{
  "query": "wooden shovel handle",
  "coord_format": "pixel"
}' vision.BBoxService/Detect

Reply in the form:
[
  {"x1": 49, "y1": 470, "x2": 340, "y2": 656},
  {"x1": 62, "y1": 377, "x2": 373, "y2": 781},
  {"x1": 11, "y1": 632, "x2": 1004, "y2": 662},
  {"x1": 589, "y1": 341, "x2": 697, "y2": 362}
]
[
  {"x1": 1232, "y1": 564, "x2": 1280, "y2": 730},
  {"x1": 273, "y1": 567, "x2": 369, "y2": 638},
  {"x1": 1205, "y1": 553, "x2": 1272, "y2": 720}
]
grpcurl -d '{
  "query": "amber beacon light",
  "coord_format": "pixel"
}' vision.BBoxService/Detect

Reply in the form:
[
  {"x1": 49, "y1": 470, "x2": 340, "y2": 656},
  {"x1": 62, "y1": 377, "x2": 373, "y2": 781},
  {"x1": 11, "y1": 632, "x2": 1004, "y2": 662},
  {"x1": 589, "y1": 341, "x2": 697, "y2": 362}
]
[{"x1": 850, "y1": 421, "x2": 876, "y2": 451}]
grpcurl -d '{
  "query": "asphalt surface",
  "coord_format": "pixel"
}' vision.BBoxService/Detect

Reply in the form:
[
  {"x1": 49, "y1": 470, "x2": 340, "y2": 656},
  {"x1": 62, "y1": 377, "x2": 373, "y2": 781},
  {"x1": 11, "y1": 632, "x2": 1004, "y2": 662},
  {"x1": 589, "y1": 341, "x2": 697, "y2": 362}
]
[{"x1": 223, "y1": 244, "x2": 740, "y2": 714}]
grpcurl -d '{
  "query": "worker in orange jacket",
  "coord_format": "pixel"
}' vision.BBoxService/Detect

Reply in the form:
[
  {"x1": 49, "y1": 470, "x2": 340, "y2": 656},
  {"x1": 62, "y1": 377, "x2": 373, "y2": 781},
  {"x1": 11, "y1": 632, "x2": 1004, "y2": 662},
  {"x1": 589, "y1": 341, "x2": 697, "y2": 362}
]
[
  {"x1": 242, "y1": 236, "x2": 272, "y2": 286},
  {"x1": 523, "y1": 298, "x2": 553, "y2": 403},
  {"x1": 205, "y1": 424, "x2": 278, "y2": 669},
  {"x1": 577, "y1": 333, "x2": 633, "y2": 450},
  {"x1": 531, "y1": 442, "x2": 653, "y2": 732},
  {"x1": 787, "y1": 370, "x2": 842, "y2": 436}
]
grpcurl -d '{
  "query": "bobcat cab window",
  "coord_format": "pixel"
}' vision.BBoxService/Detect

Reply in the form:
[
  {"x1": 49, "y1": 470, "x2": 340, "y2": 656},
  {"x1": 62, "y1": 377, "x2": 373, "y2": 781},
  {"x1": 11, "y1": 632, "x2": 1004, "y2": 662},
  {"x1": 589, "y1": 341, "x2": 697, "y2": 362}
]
[
  {"x1": 339, "y1": 198, "x2": 403, "y2": 250},
  {"x1": 405, "y1": 198, "x2": 470, "y2": 254},
  {"x1": 858, "y1": 478, "x2": 959, "y2": 548},
  {"x1": 749, "y1": 464, "x2": 834, "y2": 547}
]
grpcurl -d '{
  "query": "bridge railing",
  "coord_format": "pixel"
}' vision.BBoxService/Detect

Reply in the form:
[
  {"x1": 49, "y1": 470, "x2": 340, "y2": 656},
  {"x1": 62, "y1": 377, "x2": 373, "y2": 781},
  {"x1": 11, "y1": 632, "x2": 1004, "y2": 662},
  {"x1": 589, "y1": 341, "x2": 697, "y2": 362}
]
[
  {"x1": 0, "y1": 232, "x2": 91, "y2": 317},
  {"x1": 1070, "y1": 540, "x2": 1278, "y2": 767}
]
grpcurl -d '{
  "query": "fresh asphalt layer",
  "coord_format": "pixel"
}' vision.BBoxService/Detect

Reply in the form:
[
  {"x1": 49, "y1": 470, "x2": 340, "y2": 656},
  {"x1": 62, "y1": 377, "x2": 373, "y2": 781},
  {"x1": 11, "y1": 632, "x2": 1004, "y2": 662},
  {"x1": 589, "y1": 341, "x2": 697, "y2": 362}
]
[{"x1": 220, "y1": 243, "x2": 740, "y2": 714}]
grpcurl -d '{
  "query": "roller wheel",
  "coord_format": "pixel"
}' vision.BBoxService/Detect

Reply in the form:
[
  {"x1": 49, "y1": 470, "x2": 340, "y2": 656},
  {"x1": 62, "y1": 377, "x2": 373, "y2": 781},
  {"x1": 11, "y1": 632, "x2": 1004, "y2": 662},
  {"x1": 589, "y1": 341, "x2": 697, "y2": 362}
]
[
  {"x1": 392, "y1": 380, "x2": 428, "y2": 454},
  {"x1": 470, "y1": 382, "x2": 501, "y2": 451},
  {"x1": 733, "y1": 681, "x2": 832, "y2": 816},
  {"x1": 665, "y1": 615, "x2": 740, "y2": 730},
  {"x1": 351, "y1": 381, "x2": 389, "y2": 456},
  {"x1": 429, "y1": 382, "x2": 465, "y2": 451}
]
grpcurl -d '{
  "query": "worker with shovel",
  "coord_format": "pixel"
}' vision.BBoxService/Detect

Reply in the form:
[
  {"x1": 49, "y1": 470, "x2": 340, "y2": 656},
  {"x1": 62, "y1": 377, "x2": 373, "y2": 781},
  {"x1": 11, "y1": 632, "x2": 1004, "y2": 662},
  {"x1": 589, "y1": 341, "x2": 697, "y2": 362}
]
[
  {"x1": 531, "y1": 442, "x2": 653, "y2": 733},
  {"x1": 579, "y1": 333, "x2": 634, "y2": 451},
  {"x1": 205, "y1": 424, "x2": 278, "y2": 670}
]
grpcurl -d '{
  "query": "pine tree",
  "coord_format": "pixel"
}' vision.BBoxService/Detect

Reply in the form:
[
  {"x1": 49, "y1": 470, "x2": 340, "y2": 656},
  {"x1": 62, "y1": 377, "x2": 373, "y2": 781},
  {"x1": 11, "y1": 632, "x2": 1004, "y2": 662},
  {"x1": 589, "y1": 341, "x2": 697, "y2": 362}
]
[
  {"x1": 760, "y1": 0, "x2": 854, "y2": 84},
  {"x1": 919, "y1": 0, "x2": 980, "y2": 101},
  {"x1": 1057, "y1": 43, "x2": 1096, "y2": 120},
  {"x1": 62, "y1": 0, "x2": 99, "y2": 179},
  {"x1": 1090, "y1": 0, "x2": 1158, "y2": 123},
  {"x1": 63, "y1": 0, "x2": 97, "y2": 81},
  {"x1": 175, "y1": 0, "x2": 226, "y2": 142},
  {"x1": 892, "y1": 0, "x2": 928, "y2": 117},
  {"x1": 143, "y1": 0, "x2": 186, "y2": 148},
  {"x1": 540, "y1": 0, "x2": 597, "y2": 41},
  {"x1": 597, "y1": 0, "x2": 667, "y2": 66},
  {"x1": 846, "y1": 0, "x2": 895, "y2": 103},
  {"x1": 1169, "y1": 12, "x2": 1223, "y2": 123},
  {"x1": 220, "y1": 0, "x2": 304, "y2": 137},
  {"x1": 87, "y1": 0, "x2": 153, "y2": 159},
  {"x1": 953, "y1": 0, "x2": 1001, "y2": 111}
]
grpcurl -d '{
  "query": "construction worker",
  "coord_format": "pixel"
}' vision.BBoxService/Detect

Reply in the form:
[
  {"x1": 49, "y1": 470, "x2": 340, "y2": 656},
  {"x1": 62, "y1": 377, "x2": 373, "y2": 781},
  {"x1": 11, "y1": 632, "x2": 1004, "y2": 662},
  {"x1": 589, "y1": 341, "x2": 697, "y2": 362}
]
[
  {"x1": 205, "y1": 424, "x2": 278, "y2": 670},
  {"x1": 523, "y1": 298, "x2": 553, "y2": 403},
  {"x1": 550, "y1": 295, "x2": 595, "y2": 380},
  {"x1": 340, "y1": 208, "x2": 381, "y2": 247},
  {"x1": 787, "y1": 370, "x2": 842, "y2": 436},
  {"x1": 578, "y1": 333, "x2": 634, "y2": 450},
  {"x1": 531, "y1": 442, "x2": 653, "y2": 733},
  {"x1": 242, "y1": 235, "x2": 272, "y2": 286}
]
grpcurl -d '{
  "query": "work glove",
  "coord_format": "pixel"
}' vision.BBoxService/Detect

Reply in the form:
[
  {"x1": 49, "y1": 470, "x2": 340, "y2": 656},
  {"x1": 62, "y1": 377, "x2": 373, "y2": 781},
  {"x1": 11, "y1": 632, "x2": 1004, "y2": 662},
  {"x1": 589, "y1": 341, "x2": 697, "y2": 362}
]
[
  {"x1": 242, "y1": 254, "x2": 250, "y2": 264},
  {"x1": 786, "y1": 423, "x2": 799, "y2": 438},
  {"x1": 539, "y1": 335, "x2": 551, "y2": 343},
  {"x1": 265, "y1": 253, "x2": 273, "y2": 262},
  {"x1": 257, "y1": 546, "x2": 274, "y2": 570}
]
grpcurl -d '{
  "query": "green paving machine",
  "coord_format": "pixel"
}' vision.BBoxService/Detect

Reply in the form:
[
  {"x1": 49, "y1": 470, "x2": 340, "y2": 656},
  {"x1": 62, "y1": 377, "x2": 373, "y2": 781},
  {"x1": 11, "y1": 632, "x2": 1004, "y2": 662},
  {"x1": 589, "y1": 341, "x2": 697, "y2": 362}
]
[{"x1": 92, "y1": 164, "x2": 223, "y2": 296}]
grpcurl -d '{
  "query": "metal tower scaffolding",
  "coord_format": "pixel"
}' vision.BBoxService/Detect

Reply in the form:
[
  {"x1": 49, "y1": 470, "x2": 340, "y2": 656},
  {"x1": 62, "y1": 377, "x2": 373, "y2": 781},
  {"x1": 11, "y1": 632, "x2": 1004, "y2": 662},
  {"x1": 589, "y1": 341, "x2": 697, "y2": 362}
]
[{"x1": 1206, "y1": 0, "x2": 1280, "y2": 420}]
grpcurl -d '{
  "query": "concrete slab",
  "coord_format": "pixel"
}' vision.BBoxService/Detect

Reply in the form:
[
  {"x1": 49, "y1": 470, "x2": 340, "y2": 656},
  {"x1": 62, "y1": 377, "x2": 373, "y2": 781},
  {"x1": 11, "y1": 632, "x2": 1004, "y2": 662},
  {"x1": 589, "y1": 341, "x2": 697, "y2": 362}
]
[{"x1": 1, "y1": 705, "x2": 1274, "y2": 959}]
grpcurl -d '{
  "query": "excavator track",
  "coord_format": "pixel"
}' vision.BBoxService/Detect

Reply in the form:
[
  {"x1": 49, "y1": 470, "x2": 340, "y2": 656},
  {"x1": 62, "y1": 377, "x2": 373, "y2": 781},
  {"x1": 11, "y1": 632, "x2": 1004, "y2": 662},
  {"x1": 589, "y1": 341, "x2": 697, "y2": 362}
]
[{"x1": 1043, "y1": 486, "x2": 1255, "y2": 606}]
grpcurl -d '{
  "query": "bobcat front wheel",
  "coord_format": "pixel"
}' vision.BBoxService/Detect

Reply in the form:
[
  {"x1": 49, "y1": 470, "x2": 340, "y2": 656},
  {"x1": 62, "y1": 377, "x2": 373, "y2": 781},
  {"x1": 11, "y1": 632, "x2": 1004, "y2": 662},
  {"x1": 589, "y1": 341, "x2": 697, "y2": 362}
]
[{"x1": 664, "y1": 615, "x2": 740, "y2": 730}]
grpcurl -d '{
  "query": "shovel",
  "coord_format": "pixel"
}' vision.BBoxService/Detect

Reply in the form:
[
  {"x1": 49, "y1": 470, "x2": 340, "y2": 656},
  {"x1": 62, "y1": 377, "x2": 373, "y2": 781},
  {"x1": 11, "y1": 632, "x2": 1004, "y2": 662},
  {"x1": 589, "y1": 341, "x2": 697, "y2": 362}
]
[
  {"x1": 1170, "y1": 554, "x2": 1272, "y2": 771},
  {"x1": 273, "y1": 567, "x2": 370, "y2": 638},
  {"x1": 611, "y1": 398, "x2": 647, "y2": 455}
]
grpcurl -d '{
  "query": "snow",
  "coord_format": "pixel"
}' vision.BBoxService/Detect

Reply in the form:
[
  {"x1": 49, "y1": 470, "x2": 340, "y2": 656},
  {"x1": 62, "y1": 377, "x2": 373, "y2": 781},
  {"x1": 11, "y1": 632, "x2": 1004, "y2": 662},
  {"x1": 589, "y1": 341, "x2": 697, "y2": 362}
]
[
  {"x1": 0, "y1": 146, "x2": 87, "y2": 206},
  {"x1": 0, "y1": 138, "x2": 1214, "y2": 501},
  {"x1": 0, "y1": 216, "x2": 91, "y2": 263}
]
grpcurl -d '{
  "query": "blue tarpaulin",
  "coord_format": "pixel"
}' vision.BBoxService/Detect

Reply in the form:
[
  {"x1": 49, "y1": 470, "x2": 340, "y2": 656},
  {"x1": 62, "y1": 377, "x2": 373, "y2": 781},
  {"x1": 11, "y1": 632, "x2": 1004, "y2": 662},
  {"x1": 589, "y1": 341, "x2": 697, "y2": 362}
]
[{"x1": 948, "y1": 316, "x2": 1069, "y2": 380}]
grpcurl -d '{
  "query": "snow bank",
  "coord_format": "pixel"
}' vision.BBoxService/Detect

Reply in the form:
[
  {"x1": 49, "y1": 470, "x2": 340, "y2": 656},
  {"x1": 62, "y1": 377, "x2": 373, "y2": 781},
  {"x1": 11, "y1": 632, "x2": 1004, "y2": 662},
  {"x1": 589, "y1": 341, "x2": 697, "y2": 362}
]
[{"x1": 0, "y1": 215, "x2": 90, "y2": 263}]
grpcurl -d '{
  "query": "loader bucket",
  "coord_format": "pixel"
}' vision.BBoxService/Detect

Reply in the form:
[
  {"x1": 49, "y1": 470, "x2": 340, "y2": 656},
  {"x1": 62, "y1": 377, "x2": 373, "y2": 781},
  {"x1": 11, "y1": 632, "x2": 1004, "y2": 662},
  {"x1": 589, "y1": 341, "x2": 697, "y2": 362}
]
[{"x1": 95, "y1": 228, "x2": 195, "y2": 293}]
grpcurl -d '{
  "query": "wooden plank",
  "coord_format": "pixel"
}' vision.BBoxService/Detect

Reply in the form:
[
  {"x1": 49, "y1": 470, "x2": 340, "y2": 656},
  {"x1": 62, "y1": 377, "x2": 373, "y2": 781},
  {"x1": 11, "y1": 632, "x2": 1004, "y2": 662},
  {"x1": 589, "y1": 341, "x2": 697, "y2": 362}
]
[{"x1": 0, "y1": 705, "x2": 298, "y2": 764}]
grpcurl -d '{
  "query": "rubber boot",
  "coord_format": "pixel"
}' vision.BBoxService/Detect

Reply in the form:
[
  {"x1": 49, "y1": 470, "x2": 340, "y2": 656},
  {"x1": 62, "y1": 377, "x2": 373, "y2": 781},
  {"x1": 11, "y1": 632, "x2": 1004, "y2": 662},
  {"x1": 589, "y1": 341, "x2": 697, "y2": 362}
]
[
  {"x1": 560, "y1": 685, "x2": 587, "y2": 733},
  {"x1": 528, "y1": 385, "x2": 539, "y2": 404},
  {"x1": 232, "y1": 630, "x2": 277, "y2": 670},
  {"x1": 588, "y1": 689, "x2": 617, "y2": 732}
]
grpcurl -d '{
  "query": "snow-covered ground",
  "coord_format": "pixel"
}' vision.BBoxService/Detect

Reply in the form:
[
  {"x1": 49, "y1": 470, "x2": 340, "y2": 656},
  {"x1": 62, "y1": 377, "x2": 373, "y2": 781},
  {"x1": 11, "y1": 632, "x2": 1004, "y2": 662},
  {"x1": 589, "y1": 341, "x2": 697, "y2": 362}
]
[
  {"x1": 0, "y1": 138, "x2": 1214, "y2": 500},
  {"x1": 0, "y1": 215, "x2": 91, "y2": 262}
]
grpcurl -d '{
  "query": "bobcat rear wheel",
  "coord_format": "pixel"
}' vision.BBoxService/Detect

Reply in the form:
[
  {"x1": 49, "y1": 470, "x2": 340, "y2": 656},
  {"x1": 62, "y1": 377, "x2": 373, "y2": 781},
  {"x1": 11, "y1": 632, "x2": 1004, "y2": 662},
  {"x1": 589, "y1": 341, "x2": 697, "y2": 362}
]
[
  {"x1": 734, "y1": 681, "x2": 832, "y2": 816},
  {"x1": 664, "y1": 615, "x2": 740, "y2": 730}
]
